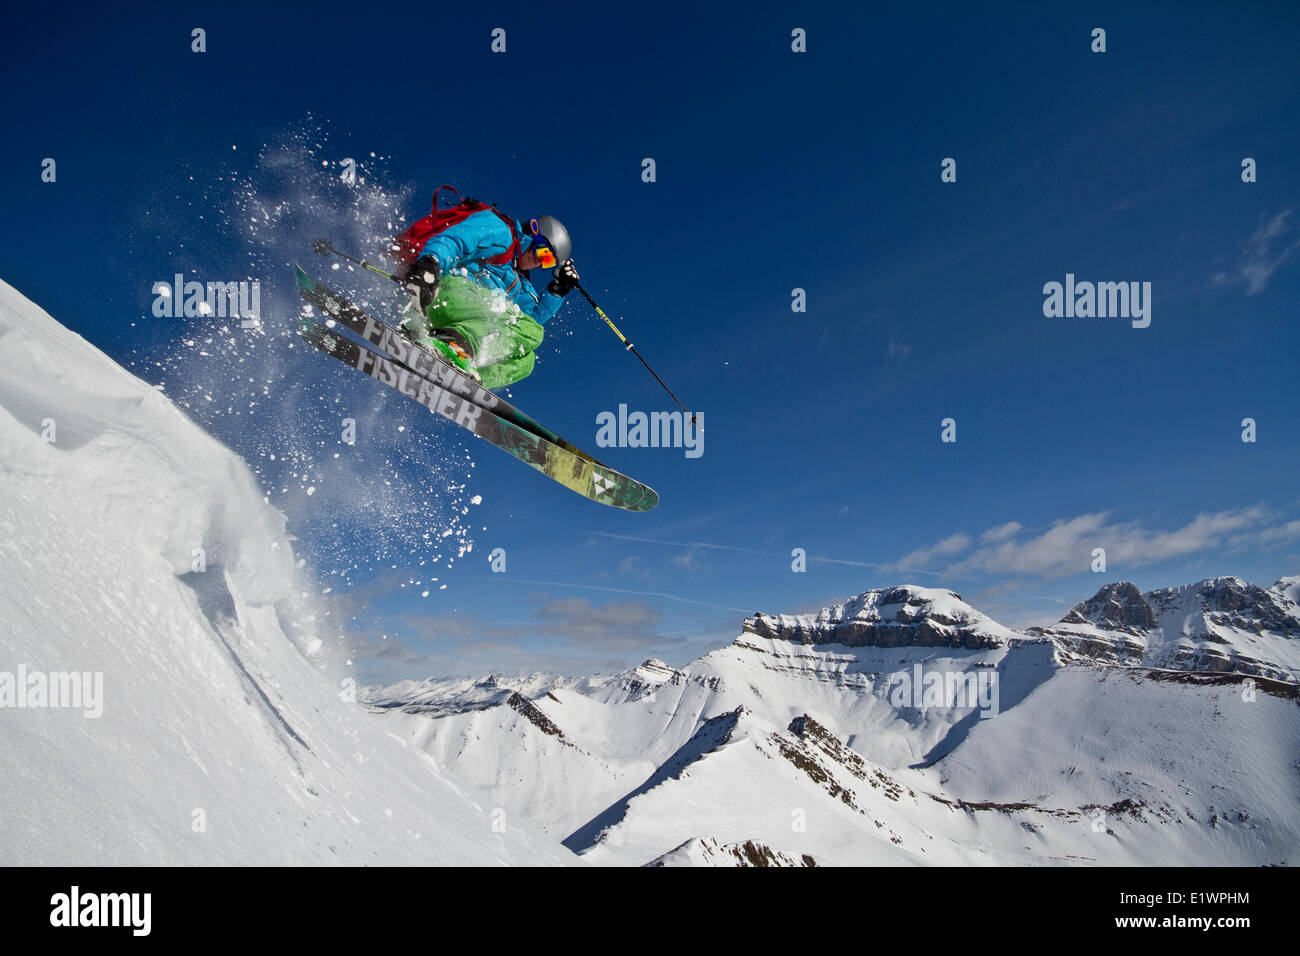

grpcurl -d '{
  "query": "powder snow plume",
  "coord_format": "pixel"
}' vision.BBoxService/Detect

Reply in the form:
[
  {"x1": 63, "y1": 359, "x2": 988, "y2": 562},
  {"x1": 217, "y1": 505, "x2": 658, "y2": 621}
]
[{"x1": 133, "y1": 123, "x2": 485, "y2": 597}]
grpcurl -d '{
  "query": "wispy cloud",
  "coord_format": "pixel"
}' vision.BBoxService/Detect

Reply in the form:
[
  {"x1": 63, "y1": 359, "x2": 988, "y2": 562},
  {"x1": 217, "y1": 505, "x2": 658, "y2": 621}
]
[
  {"x1": 670, "y1": 548, "x2": 710, "y2": 571},
  {"x1": 886, "y1": 337, "x2": 912, "y2": 360},
  {"x1": 893, "y1": 533, "x2": 973, "y2": 573},
  {"x1": 354, "y1": 594, "x2": 692, "y2": 677},
  {"x1": 499, "y1": 576, "x2": 753, "y2": 614},
  {"x1": 979, "y1": 521, "x2": 1022, "y2": 544},
  {"x1": 1249, "y1": 519, "x2": 1300, "y2": 548},
  {"x1": 1214, "y1": 209, "x2": 1300, "y2": 294},
  {"x1": 810, "y1": 554, "x2": 923, "y2": 572},
  {"x1": 894, "y1": 507, "x2": 1288, "y2": 581},
  {"x1": 589, "y1": 531, "x2": 769, "y2": 557},
  {"x1": 532, "y1": 596, "x2": 669, "y2": 651},
  {"x1": 588, "y1": 531, "x2": 904, "y2": 574},
  {"x1": 614, "y1": 554, "x2": 654, "y2": 582},
  {"x1": 355, "y1": 634, "x2": 430, "y2": 665},
  {"x1": 352, "y1": 632, "x2": 646, "y2": 685}
]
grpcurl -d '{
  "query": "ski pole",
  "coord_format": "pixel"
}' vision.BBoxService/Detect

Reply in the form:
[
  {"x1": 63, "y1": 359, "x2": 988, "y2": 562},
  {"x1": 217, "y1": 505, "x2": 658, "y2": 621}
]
[
  {"x1": 573, "y1": 283, "x2": 699, "y2": 428},
  {"x1": 312, "y1": 238, "x2": 399, "y2": 283}
]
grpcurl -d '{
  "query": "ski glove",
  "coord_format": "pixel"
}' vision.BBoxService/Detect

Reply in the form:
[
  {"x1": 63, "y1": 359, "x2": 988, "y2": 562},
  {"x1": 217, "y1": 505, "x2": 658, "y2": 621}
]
[
  {"x1": 403, "y1": 256, "x2": 441, "y2": 310},
  {"x1": 547, "y1": 258, "x2": 580, "y2": 297}
]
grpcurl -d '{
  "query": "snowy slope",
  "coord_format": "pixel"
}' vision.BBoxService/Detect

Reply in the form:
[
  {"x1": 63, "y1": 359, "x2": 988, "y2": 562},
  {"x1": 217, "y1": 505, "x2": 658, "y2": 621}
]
[
  {"x1": 933, "y1": 665, "x2": 1300, "y2": 865},
  {"x1": 375, "y1": 691, "x2": 640, "y2": 838},
  {"x1": 556, "y1": 660, "x2": 1298, "y2": 867},
  {"x1": 1275, "y1": 575, "x2": 1300, "y2": 606},
  {"x1": 0, "y1": 277, "x2": 570, "y2": 865},
  {"x1": 522, "y1": 637, "x2": 1054, "y2": 770},
  {"x1": 563, "y1": 706, "x2": 933, "y2": 866}
]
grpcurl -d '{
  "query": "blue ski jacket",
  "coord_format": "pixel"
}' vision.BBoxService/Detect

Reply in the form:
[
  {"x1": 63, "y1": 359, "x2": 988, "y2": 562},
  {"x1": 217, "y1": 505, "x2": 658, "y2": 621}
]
[{"x1": 418, "y1": 210, "x2": 565, "y2": 324}]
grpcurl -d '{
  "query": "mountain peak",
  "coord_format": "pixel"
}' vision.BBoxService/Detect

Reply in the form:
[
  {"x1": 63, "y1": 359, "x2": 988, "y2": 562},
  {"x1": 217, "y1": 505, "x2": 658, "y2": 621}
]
[
  {"x1": 1059, "y1": 581, "x2": 1155, "y2": 633},
  {"x1": 1272, "y1": 576, "x2": 1300, "y2": 605},
  {"x1": 744, "y1": 584, "x2": 1013, "y2": 650},
  {"x1": 1043, "y1": 575, "x2": 1300, "y2": 681},
  {"x1": 648, "y1": 837, "x2": 818, "y2": 868}
]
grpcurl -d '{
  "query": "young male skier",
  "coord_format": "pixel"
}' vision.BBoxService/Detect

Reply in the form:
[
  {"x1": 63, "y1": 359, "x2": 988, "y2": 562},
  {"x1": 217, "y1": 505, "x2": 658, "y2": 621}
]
[{"x1": 395, "y1": 188, "x2": 579, "y2": 389}]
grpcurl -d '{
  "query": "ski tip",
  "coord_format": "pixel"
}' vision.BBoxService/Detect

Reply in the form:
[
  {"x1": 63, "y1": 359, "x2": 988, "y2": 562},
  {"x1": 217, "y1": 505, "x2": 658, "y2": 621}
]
[{"x1": 594, "y1": 473, "x2": 659, "y2": 512}]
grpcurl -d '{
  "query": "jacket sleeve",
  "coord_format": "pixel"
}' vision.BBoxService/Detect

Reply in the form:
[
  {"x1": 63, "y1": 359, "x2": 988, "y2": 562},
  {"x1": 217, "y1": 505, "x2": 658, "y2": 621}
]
[
  {"x1": 507, "y1": 273, "x2": 566, "y2": 325},
  {"x1": 530, "y1": 288, "x2": 565, "y2": 325},
  {"x1": 418, "y1": 210, "x2": 516, "y2": 273}
]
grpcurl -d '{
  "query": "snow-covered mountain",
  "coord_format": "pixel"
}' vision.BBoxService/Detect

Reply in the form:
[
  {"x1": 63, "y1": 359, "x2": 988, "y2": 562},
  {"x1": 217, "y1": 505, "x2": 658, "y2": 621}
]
[
  {"x1": 363, "y1": 671, "x2": 614, "y2": 715},
  {"x1": 363, "y1": 658, "x2": 683, "y2": 714},
  {"x1": 374, "y1": 581, "x2": 1299, "y2": 866},
  {"x1": 0, "y1": 277, "x2": 569, "y2": 865},
  {"x1": 586, "y1": 658, "x2": 685, "y2": 704},
  {"x1": 1037, "y1": 576, "x2": 1300, "y2": 682},
  {"x1": 4, "y1": 275, "x2": 1295, "y2": 867},
  {"x1": 744, "y1": 585, "x2": 1018, "y2": 649}
]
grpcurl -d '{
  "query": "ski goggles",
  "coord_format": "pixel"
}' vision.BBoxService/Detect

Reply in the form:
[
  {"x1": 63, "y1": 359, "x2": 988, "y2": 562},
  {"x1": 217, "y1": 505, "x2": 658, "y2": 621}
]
[{"x1": 527, "y1": 219, "x2": 558, "y2": 269}]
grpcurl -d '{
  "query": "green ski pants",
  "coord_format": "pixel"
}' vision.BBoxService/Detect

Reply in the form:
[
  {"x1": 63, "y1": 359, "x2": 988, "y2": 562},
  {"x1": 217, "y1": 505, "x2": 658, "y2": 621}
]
[{"x1": 401, "y1": 275, "x2": 544, "y2": 390}]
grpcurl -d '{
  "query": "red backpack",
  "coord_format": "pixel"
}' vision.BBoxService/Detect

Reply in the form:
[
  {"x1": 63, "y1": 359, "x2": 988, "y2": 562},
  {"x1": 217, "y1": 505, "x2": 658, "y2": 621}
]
[{"x1": 390, "y1": 184, "x2": 521, "y2": 269}]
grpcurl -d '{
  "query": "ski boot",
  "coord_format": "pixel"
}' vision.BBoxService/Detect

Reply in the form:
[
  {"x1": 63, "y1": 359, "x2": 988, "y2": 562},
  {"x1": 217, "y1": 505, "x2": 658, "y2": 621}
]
[{"x1": 428, "y1": 331, "x2": 480, "y2": 382}]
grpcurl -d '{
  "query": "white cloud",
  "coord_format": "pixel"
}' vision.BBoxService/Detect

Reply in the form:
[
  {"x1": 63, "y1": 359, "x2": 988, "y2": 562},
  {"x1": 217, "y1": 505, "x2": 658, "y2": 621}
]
[
  {"x1": 1214, "y1": 209, "x2": 1300, "y2": 295},
  {"x1": 979, "y1": 521, "x2": 1023, "y2": 544},
  {"x1": 670, "y1": 548, "x2": 709, "y2": 571},
  {"x1": 615, "y1": 554, "x2": 654, "y2": 581},
  {"x1": 1256, "y1": 519, "x2": 1300, "y2": 547},
  {"x1": 893, "y1": 533, "x2": 972, "y2": 572},
  {"x1": 895, "y1": 507, "x2": 1284, "y2": 580}
]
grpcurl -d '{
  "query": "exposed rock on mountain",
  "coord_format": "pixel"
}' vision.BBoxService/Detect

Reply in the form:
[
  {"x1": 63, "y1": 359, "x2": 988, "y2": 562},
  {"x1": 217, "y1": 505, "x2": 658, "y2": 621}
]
[
  {"x1": 648, "y1": 837, "x2": 818, "y2": 867},
  {"x1": 743, "y1": 585, "x2": 1017, "y2": 649},
  {"x1": 1039, "y1": 576, "x2": 1300, "y2": 682}
]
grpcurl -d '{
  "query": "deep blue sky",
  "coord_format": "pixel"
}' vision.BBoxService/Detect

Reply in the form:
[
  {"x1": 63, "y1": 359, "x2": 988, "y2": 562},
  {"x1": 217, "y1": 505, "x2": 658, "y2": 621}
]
[{"x1": 3, "y1": 2, "x2": 1298, "y2": 682}]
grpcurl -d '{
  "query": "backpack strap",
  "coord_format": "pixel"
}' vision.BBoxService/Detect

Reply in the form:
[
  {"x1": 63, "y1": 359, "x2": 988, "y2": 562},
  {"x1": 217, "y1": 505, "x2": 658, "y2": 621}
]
[
  {"x1": 483, "y1": 205, "x2": 522, "y2": 265},
  {"x1": 503, "y1": 212, "x2": 523, "y2": 261},
  {"x1": 430, "y1": 184, "x2": 462, "y2": 213},
  {"x1": 427, "y1": 185, "x2": 522, "y2": 265}
]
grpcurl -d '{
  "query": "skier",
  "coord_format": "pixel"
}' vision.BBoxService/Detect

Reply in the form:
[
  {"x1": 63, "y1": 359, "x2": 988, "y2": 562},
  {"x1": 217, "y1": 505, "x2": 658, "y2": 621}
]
[{"x1": 394, "y1": 188, "x2": 580, "y2": 389}]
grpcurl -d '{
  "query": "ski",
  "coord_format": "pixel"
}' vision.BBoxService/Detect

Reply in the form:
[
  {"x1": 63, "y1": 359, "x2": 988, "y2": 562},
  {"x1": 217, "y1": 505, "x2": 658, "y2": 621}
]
[
  {"x1": 294, "y1": 275, "x2": 658, "y2": 512},
  {"x1": 296, "y1": 265, "x2": 579, "y2": 454}
]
